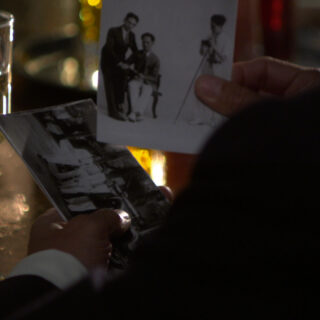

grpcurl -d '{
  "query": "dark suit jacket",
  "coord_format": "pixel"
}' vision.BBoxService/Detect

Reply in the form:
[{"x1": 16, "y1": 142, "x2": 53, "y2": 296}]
[
  {"x1": 101, "y1": 26, "x2": 138, "y2": 71},
  {"x1": 2, "y1": 87, "x2": 320, "y2": 319},
  {"x1": 126, "y1": 50, "x2": 160, "y2": 89}
]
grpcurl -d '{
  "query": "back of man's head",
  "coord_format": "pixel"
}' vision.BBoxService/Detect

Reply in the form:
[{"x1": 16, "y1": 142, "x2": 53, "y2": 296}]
[{"x1": 211, "y1": 14, "x2": 226, "y2": 26}]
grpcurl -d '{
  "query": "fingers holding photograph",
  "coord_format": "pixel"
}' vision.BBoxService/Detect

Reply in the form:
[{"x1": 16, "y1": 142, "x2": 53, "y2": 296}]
[{"x1": 97, "y1": 0, "x2": 238, "y2": 154}]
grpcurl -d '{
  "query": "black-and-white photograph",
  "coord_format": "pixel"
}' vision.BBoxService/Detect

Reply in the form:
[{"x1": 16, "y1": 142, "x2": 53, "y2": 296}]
[
  {"x1": 0, "y1": 99, "x2": 170, "y2": 269},
  {"x1": 97, "y1": 0, "x2": 238, "y2": 153}
]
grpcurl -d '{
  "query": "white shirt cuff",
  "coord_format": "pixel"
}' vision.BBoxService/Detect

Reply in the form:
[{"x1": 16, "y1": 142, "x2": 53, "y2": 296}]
[{"x1": 8, "y1": 250, "x2": 88, "y2": 290}]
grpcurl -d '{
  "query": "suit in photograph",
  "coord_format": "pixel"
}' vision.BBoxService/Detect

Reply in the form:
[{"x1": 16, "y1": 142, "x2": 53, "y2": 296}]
[{"x1": 100, "y1": 26, "x2": 138, "y2": 119}]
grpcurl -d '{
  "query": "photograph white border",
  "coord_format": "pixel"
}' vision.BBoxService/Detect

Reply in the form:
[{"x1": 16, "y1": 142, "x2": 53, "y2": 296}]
[{"x1": 97, "y1": 0, "x2": 238, "y2": 153}]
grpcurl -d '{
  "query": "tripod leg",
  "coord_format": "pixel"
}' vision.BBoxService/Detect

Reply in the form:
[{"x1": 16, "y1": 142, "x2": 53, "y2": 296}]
[{"x1": 174, "y1": 51, "x2": 209, "y2": 123}]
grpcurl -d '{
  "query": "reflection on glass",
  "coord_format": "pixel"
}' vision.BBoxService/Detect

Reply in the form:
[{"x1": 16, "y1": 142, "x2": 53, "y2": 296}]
[
  {"x1": 0, "y1": 11, "x2": 14, "y2": 116},
  {"x1": 0, "y1": 194, "x2": 30, "y2": 229},
  {"x1": 60, "y1": 57, "x2": 81, "y2": 86},
  {"x1": 91, "y1": 69, "x2": 99, "y2": 89},
  {"x1": 0, "y1": 139, "x2": 51, "y2": 278}
]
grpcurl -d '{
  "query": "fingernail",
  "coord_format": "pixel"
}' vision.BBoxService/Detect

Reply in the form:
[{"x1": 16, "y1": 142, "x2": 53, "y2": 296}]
[
  {"x1": 196, "y1": 76, "x2": 224, "y2": 99},
  {"x1": 50, "y1": 222, "x2": 65, "y2": 230}
]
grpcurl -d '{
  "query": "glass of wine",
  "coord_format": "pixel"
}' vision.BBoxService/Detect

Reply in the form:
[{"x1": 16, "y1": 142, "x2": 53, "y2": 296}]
[{"x1": 0, "y1": 11, "x2": 14, "y2": 115}]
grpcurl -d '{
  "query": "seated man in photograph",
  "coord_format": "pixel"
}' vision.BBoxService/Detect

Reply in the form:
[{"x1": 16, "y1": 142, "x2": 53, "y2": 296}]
[{"x1": 126, "y1": 33, "x2": 160, "y2": 122}]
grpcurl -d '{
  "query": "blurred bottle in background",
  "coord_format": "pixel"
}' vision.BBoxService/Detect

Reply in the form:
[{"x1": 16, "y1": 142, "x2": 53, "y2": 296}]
[
  {"x1": 79, "y1": 0, "x2": 101, "y2": 43},
  {"x1": 78, "y1": 0, "x2": 102, "y2": 91}
]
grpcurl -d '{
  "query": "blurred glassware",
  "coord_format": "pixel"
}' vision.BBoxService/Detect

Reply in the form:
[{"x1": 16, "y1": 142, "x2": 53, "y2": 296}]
[
  {"x1": 292, "y1": 0, "x2": 320, "y2": 67},
  {"x1": 0, "y1": 11, "x2": 14, "y2": 115}
]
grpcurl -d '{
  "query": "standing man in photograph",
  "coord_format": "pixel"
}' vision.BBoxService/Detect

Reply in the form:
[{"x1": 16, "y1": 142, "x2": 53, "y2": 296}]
[
  {"x1": 100, "y1": 12, "x2": 139, "y2": 120},
  {"x1": 126, "y1": 33, "x2": 160, "y2": 122}
]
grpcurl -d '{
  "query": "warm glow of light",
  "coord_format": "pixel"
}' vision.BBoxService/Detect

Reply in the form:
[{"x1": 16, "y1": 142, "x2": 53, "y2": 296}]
[
  {"x1": 85, "y1": 26, "x2": 99, "y2": 42},
  {"x1": 88, "y1": 0, "x2": 101, "y2": 7},
  {"x1": 80, "y1": 8, "x2": 95, "y2": 24},
  {"x1": 79, "y1": 0, "x2": 101, "y2": 42},
  {"x1": 128, "y1": 147, "x2": 152, "y2": 174},
  {"x1": 91, "y1": 69, "x2": 99, "y2": 89},
  {"x1": 150, "y1": 152, "x2": 167, "y2": 186},
  {"x1": 128, "y1": 147, "x2": 166, "y2": 186}
]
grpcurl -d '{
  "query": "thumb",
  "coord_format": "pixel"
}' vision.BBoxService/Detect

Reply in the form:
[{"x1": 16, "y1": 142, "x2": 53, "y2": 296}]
[
  {"x1": 91, "y1": 209, "x2": 132, "y2": 238},
  {"x1": 195, "y1": 75, "x2": 260, "y2": 117}
]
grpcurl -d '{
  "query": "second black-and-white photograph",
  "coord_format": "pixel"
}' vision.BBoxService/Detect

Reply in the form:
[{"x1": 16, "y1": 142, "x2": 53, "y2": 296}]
[
  {"x1": 0, "y1": 100, "x2": 170, "y2": 270},
  {"x1": 97, "y1": 0, "x2": 238, "y2": 153}
]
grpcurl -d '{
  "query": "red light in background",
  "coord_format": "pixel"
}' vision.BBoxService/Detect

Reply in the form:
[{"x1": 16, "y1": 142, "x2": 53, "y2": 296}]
[
  {"x1": 260, "y1": 0, "x2": 293, "y2": 59},
  {"x1": 270, "y1": 0, "x2": 284, "y2": 31}
]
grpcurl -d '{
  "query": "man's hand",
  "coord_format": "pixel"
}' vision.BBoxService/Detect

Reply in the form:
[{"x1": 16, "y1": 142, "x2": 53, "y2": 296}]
[
  {"x1": 28, "y1": 186, "x2": 172, "y2": 270},
  {"x1": 195, "y1": 56, "x2": 320, "y2": 117},
  {"x1": 28, "y1": 208, "x2": 131, "y2": 270}
]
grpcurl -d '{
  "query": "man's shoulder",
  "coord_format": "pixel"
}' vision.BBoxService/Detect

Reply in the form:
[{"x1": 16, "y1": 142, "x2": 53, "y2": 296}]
[
  {"x1": 149, "y1": 52, "x2": 160, "y2": 64},
  {"x1": 108, "y1": 26, "x2": 122, "y2": 35}
]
